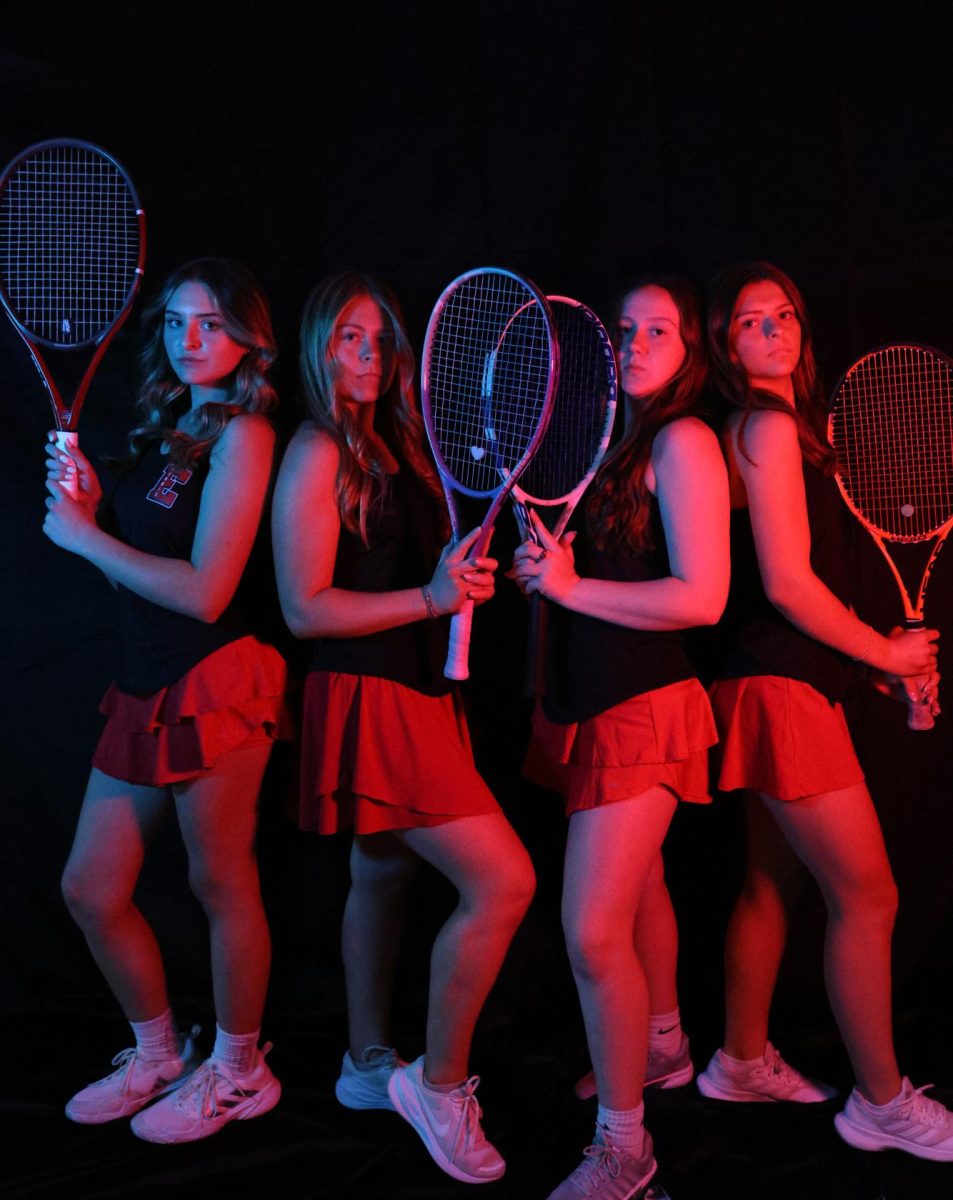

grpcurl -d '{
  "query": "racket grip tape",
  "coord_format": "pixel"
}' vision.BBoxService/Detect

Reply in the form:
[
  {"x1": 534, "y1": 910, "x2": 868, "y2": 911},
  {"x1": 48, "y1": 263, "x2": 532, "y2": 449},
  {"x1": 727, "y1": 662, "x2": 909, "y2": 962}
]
[
  {"x1": 904, "y1": 623, "x2": 936, "y2": 731},
  {"x1": 523, "y1": 593, "x2": 550, "y2": 698},
  {"x1": 53, "y1": 430, "x2": 79, "y2": 500},
  {"x1": 444, "y1": 600, "x2": 474, "y2": 681}
]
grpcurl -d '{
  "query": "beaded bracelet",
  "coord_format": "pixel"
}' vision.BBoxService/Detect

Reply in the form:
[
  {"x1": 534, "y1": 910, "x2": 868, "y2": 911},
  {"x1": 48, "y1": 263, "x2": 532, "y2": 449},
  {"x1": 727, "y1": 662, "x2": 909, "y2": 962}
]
[
  {"x1": 851, "y1": 624, "x2": 874, "y2": 663},
  {"x1": 421, "y1": 586, "x2": 437, "y2": 620}
]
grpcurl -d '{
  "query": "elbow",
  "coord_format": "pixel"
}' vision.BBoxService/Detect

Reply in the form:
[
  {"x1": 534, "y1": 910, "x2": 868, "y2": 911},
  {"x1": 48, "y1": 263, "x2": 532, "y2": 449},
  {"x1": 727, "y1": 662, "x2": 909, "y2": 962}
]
[
  {"x1": 279, "y1": 597, "x2": 316, "y2": 640},
  {"x1": 190, "y1": 596, "x2": 229, "y2": 624}
]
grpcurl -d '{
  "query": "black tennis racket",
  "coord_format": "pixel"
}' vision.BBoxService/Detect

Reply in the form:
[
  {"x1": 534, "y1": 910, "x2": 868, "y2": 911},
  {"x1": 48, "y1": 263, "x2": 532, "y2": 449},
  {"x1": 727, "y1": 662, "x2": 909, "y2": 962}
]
[
  {"x1": 828, "y1": 343, "x2": 953, "y2": 729},
  {"x1": 0, "y1": 139, "x2": 146, "y2": 497},
  {"x1": 508, "y1": 296, "x2": 618, "y2": 695},
  {"x1": 421, "y1": 267, "x2": 559, "y2": 680}
]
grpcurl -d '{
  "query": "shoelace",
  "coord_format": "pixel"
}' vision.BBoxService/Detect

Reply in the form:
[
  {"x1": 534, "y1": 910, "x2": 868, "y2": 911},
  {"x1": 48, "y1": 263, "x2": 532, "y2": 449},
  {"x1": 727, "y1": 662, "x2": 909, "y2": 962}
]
[
  {"x1": 898, "y1": 1083, "x2": 948, "y2": 1127},
  {"x1": 574, "y1": 1140, "x2": 623, "y2": 1196},
  {"x1": 174, "y1": 1061, "x2": 246, "y2": 1118},
  {"x1": 104, "y1": 1047, "x2": 139, "y2": 1094},
  {"x1": 446, "y1": 1076, "x2": 486, "y2": 1163}
]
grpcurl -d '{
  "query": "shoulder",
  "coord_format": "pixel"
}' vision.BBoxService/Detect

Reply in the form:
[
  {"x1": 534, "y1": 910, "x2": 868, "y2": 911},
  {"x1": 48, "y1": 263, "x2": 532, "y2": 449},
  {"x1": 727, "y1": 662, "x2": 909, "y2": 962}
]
[
  {"x1": 279, "y1": 422, "x2": 341, "y2": 479},
  {"x1": 212, "y1": 411, "x2": 276, "y2": 462},
  {"x1": 728, "y1": 407, "x2": 800, "y2": 462},
  {"x1": 652, "y1": 415, "x2": 723, "y2": 465}
]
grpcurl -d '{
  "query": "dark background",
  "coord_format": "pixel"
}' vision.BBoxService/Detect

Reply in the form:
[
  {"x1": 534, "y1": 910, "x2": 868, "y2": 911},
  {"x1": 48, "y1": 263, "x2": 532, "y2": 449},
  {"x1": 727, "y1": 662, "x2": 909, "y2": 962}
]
[{"x1": 3, "y1": 4, "x2": 953, "y2": 1198}]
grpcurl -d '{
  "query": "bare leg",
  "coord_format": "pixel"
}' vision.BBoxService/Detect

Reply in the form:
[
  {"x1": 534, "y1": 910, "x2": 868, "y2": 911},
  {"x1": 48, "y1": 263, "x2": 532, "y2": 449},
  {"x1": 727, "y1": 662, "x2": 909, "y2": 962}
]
[
  {"x1": 60, "y1": 768, "x2": 171, "y2": 1021},
  {"x1": 174, "y1": 740, "x2": 273, "y2": 1034},
  {"x1": 343, "y1": 832, "x2": 418, "y2": 1058},
  {"x1": 399, "y1": 813, "x2": 535, "y2": 1084},
  {"x1": 763, "y1": 783, "x2": 901, "y2": 1104},
  {"x1": 633, "y1": 851, "x2": 679, "y2": 1015},
  {"x1": 562, "y1": 788, "x2": 678, "y2": 1111},
  {"x1": 723, "y1": 793, "x2": 808, "y2": 1059}
]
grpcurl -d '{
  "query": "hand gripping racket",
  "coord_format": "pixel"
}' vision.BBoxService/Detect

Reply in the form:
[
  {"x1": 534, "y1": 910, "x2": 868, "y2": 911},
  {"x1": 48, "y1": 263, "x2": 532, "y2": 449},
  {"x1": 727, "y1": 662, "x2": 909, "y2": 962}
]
[
  {"x1": 828, "y1": 343, "x2": 953, "y2": 729},
  {"x1": 508, "y1": 296, "x2": 618, "y2": 695},
  {"x1": 0, "y1": 139, "x2": 146, "y2": 496},
  {"x1": 421, "y1": 267, "x2": 559, "y2": 679}
]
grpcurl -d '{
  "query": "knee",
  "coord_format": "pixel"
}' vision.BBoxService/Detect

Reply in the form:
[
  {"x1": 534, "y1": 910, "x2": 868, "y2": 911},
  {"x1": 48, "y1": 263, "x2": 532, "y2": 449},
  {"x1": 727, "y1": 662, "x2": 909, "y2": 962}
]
[
  {"x1": 829, "y1": 869, "x2": 898, "y2": 931},
  {"x1": 562, "y1": 911, "x2": 623, "y2": 983},
  {"x1": 61, "y1": 864, "x2": 128, "y2": 931},
  {"x1": 187, "y1": 858, "x2": 258, "y2": 915},
  {"x1": 472, "y1": 853, "x2": 536, "y2": 929},
  {"x1": 351, "y1": 850, "x2": 418, "y2": 903}
]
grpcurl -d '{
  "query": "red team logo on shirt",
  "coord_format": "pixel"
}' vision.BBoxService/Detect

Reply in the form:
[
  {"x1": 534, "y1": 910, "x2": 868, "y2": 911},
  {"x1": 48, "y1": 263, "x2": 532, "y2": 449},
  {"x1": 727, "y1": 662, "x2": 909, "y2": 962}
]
[{"x1": 147, "y1": 463, "x2": 194, "y2": 508}]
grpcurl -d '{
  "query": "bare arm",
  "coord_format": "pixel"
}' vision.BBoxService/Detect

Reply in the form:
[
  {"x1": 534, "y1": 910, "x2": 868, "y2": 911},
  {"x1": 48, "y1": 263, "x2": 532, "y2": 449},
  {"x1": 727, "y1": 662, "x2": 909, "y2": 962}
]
[
  {"x1": 272, "y1": 426, "x2": 494, "y2": 640},
  {"x1": 43, "y1": 414, "x2": 275, "y2": 622},
  {"x1": 732, "y1": 409, "x2": 937, "y2": 677},
  {"x1": 512, "y1": 418, "x2": 730, "y2": 630}
]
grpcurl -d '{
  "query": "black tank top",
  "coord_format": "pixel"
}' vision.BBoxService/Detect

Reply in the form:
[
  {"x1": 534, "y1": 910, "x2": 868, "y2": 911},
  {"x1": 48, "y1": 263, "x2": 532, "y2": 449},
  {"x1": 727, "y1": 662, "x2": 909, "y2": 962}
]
[
  {"x1": 108, "y1": 440, "x2": 248, "y2": 694},
  {"x1": 307, "y1": 465, "x2": 452, "y2": 696},
  {"x1": 542, "y1": 499, "x2": 696, "y2": 725},
  {"x1": 718, "y1": 459, "x2": 854, "y2": 702}
]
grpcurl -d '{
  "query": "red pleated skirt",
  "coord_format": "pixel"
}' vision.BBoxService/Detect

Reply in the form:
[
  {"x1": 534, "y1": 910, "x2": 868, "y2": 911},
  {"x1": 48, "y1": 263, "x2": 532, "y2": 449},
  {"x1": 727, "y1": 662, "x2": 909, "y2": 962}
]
[
  {"x1": 297, "y1": 671, "x2": 501, "y2": 835},
  {"x1": 92, "y1": 636, "x2": 291, "y2": 787},
  {"x1": 524, "y1": 678, "x2": 717, "y2": 815},
  {"x1": 710, "y1": 674, "x2": 864, "y2": 801}
]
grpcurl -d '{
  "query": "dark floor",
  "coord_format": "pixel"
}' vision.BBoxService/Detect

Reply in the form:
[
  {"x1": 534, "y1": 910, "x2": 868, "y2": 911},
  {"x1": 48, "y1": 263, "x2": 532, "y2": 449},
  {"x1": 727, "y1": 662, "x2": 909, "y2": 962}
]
[{"x1": 6, "y1": 1000, "x2": 953, "y2": 1200}]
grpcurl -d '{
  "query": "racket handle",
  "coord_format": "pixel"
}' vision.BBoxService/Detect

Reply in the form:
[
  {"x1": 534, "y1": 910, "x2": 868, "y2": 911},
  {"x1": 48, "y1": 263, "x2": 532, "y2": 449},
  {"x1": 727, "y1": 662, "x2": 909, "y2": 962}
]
[
  {"x1": 445, "y1": 600, "x2": 474, "y2": 680},
  {"x1": 53, "y1": 430, "x2": 79, "y2": 500},
  {"x1": 523, "y1": 593, "x2": 550, "y2": 698},
  {"x1": 904, "y1": 624, "x2": 936, "y2": 731}
]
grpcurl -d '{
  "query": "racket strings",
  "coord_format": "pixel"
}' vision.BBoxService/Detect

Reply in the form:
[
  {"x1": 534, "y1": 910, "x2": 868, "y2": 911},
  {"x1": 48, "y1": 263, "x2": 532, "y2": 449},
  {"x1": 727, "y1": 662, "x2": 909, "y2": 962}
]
[
  {"x1": 518, "y1": 302, "x2": 616, "y2": 502},
  {"x1": 0, "y1": 144, "x2": 141, "y2": 345},
  {"x1": 426, "y1": 274, "x2": 554, "y2": 493}
]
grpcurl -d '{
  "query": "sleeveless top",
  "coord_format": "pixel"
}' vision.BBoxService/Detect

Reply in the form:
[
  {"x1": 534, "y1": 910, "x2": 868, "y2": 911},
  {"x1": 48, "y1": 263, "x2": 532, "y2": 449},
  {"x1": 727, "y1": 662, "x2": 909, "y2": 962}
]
[
  {"x1": 542, "y1": 497, "x2": 697, "y2": 725},
  {"x1": 717, "y1": 458, "x2": 854, "y2": 703},
  {"x1": 306, "y1": 464, "x2": 452, "y2": 696},
  {"x1": 107, "y1": 440, "x2": 248, "y2": 694}
]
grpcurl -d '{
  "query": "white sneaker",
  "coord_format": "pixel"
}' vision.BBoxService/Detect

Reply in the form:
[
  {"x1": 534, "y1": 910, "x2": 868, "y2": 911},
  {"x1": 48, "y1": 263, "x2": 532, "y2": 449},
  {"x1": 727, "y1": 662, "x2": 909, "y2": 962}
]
[
  {"x1": 697, "y1": 1042, "x2": 836, "y2": 1103},
  {"x1": 546, "y1": 1128, "x2": 657, "y2": 1199},
  {"x1": 834, "y1": 1077, "x2": 953, "y2": 1162},
  {"x1": 335, "y1": 1046, "x2": 401, "y2": 1111},
  {"x1": 387, "y1": 1054, "x2": 505, "y2": 1183},
  {"x1": 65, "y1": 1029, "x2": 201, "y2": 1124},
  {"x1": 575, "y1": 1034, "x2": 694, "y2": 1100},
  {"x1": 130, "y1": 1043, "x2": 280, "y2": 1144}
]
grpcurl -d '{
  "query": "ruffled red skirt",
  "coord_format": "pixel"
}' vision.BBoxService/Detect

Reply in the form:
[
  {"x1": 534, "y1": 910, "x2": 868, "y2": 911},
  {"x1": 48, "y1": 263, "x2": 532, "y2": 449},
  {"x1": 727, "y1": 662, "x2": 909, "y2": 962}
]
[
  {"x1": 524, "y1": 678, "x2": 717, "y2": 815},
  {"x1": 710, "y1": 675, "x2": 864, "y2": 801},
  {"x1": 92, "y1": 636, "x2": 291, "y2": 787},
  {"x1": 297, "y1": 671, "x2": 501, "y2": 834}
]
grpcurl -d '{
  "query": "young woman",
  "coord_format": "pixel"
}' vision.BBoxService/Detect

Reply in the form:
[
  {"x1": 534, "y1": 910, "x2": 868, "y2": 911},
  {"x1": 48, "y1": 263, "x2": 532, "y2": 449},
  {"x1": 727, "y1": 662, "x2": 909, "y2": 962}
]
[
  {"x1": 272, "y1": 272, "x2": 535, "y2": 1186},
  {"x1": 699, "y1": 261, "x2": 953, "y2": 1160},
  {"x1": 44, "y1": 259, "x2": 287, "y2": 1144},
  {"x1": 513, "y1": 278, "x2": 729, "y2": 1199}
]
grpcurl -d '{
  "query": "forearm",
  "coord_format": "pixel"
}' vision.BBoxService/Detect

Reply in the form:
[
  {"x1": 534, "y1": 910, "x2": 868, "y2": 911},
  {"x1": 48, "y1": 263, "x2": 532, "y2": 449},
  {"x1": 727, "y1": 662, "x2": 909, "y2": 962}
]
[
  {"x1": 557, "y1": 574, "x2": 724, "y2": 631},
  {"x1": 283, "y1": 585, "x2": 432, "y2": 640},
  {"x1": 767, "y1": 573, "x2": 895, "y2": 670}
]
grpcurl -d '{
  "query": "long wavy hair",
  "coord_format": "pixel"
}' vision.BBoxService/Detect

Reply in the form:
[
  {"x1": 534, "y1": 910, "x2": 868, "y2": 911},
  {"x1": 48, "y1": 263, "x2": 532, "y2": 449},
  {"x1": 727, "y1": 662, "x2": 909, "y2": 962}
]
[
  {"x1": 298, "y1": 272, "x2": 445, "y2": 544},
  {"x1": 586, "y1": 276, "x2": 709, "y2": 553},
  {"x1": 128, "y1": 258, "x2": 278, "y2": 466},
  {"x1": 706, "y1": 261, "x2": 835, "y2": 472}
]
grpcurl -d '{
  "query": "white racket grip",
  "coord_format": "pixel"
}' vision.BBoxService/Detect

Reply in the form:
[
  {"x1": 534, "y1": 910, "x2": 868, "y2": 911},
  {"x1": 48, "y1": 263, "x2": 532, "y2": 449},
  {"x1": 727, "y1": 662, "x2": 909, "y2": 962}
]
[
  {"x1": 444, "y1": 600, "x2": 475, "y2": 680},
  {"x1": 904, "y1": 626, "x2": 936, "y2": 731},
  {"x1": 53, "y1": 430, "x2": 79, "y2": 499}
]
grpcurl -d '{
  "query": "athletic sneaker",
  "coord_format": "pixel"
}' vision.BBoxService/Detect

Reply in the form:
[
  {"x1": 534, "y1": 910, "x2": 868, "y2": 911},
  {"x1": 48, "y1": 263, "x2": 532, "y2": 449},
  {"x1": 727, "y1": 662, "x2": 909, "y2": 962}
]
[
  {"x1": 130, "y1": 1043, "x2": 280, "y2": 1144},
  {"x1": 575, "y1": 1034, "x2": 695, "y2": 1100},
  {"x1": 546, "y1": 1128, "x2": 657, "y2": 1200},
  {"x1": 387, "y1": 1054, "x2": 505, "y2": 1183},
  {"x1": 335, "y1": 1046, "x2": 401, "y2": 1111},
  {"x1": 65, "y1": 1028, "x2": 201, "y2": 1124},
  {"x1": 834, "y1": 1077, "x2": 953, "y2": 1162},
  {"x1": 697, "y1": 1041, "x2": 837, "y2": 1103}
]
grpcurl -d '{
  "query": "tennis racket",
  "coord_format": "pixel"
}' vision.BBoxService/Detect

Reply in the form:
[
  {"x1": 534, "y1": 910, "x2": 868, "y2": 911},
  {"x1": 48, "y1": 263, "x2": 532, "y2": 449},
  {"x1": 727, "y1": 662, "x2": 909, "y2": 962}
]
[
  {"x1": 421, "y1": 267, "x2": 559, "y2": 680},
  {"x1": 0, "y1": 139, "x2": 146, "y2": 497},
  {"x1": 508, "y1": 296, "x2": 618, "y2": 695},
  {"x1": 828, "y1": 343, "x2": 953, "y2": 729}
]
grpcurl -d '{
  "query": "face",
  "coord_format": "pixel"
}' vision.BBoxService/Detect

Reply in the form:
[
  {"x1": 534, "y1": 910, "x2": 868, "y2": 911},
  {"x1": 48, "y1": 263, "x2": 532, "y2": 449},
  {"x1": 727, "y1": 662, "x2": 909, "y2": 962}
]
[
  {"x1": 328, "y1": 295, "x2": 396, "y2": 408},
  {"x1": 163, "y1": 281, "x2": 248, "y2": 391},
  {"x1": 614, "y1": 285, "x2": 687, "y2": 400},
  {"x1": 729, "y1": 279, "x2": 802, "y2": 393}
]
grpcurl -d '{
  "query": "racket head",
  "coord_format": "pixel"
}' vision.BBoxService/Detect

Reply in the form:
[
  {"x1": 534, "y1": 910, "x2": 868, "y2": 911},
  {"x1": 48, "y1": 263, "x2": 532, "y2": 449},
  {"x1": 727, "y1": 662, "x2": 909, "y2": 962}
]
[
  {"x1": 514, "y1": 295, "x2": 618, "y2": 534},
  {"x1": 421, "y1": 267, "x2": 558, "y2": 502},
  {"x1": 828, "y1": 343, "x2": 953, "y2": 544},
  {"x1": 0, "y1": 139, "x2": 146, "y2": 352}
]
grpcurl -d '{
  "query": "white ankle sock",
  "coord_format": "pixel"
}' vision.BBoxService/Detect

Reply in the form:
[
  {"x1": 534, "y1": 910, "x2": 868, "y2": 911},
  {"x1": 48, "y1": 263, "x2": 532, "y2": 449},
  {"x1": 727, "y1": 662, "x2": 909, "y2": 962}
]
[
  {"x1": 130, "y1": 1009, "x2": 180, "y2": 1061},
  {"x1": 648, "y1": 1007, "x2": 682, "y2": 1054},
  {"x1": 596, "y1": 1101, "x2": 645, "y2": 1155},
  {"x1": 212, "y1": 1025, "x2": 259, "y2": 1075}
]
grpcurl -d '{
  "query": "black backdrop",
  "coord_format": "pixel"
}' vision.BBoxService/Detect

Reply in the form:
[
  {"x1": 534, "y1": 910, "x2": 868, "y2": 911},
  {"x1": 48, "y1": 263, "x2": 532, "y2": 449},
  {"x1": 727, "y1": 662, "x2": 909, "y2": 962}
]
[{"x1": 3, "y1": 4, "x2": 953, "y2": 1197}]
